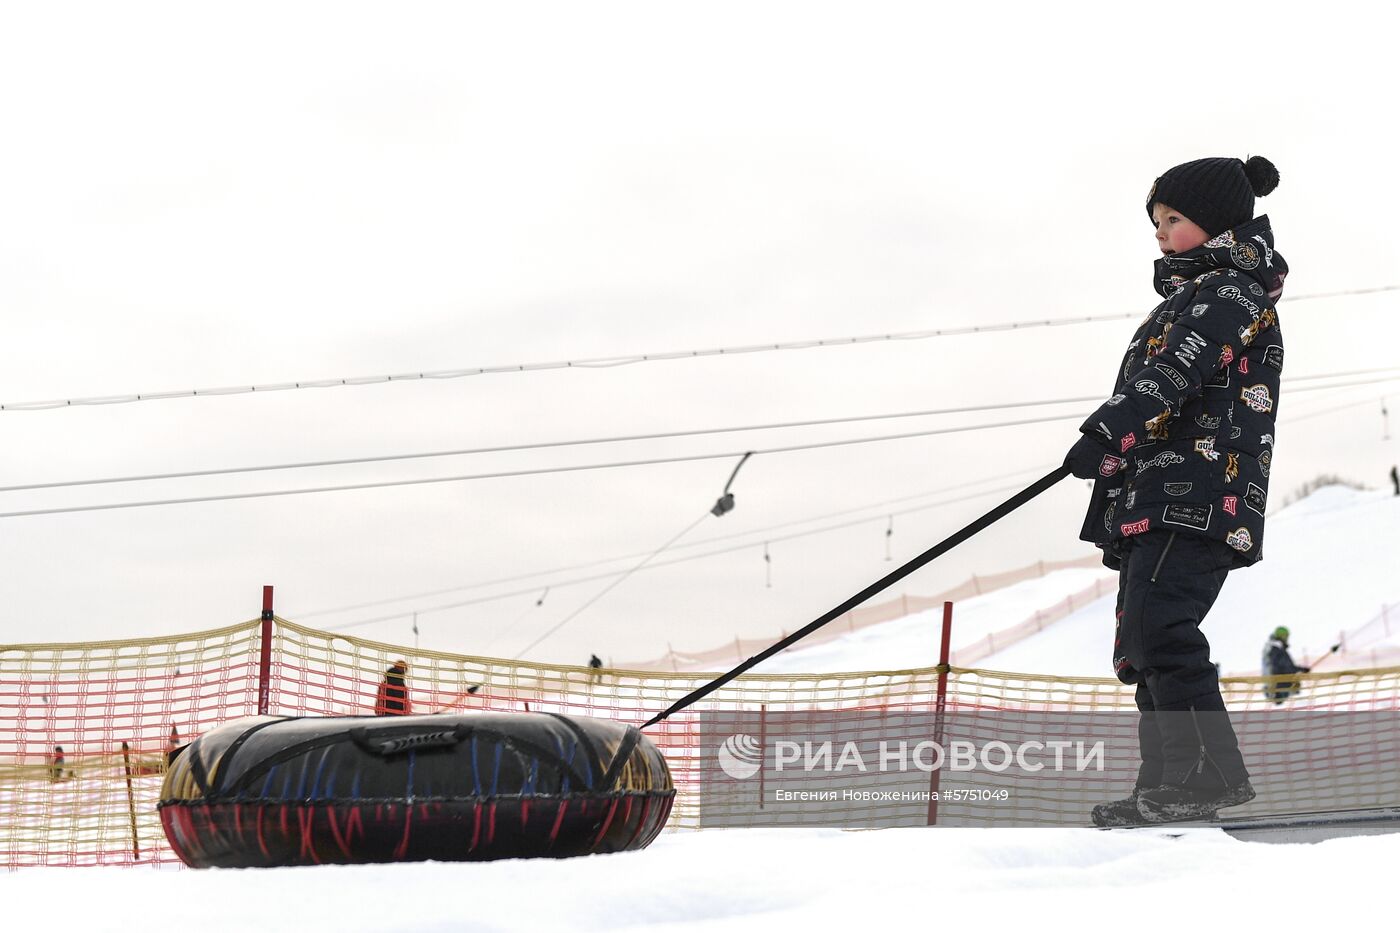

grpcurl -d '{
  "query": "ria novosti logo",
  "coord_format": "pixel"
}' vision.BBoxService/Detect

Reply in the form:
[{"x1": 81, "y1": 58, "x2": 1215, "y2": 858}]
[
  {"x1": 716, "y1": 733, "x2": 764, "y2": 779},
  {"x1": 715, "y1": 733, "x2": 1105, "y2": 780}
]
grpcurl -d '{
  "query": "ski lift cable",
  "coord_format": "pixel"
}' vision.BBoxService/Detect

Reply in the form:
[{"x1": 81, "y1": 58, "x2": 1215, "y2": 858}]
[
  {"x1": 510, "y1": 511, "x2": 712, "y2": 660},
  {"x1": 321, "y1": 474, "x2": 1049, "y2": 632},
  {"x1": 1, "y1": 283, "x2": 1390, "y2": 414},
  {"x1": 0, "y1": 319, "x2": 1137, "y2": 412},
  {"x1": 4, "y1": 364, "x2": 1394, "y2": 495},
  {"x1": 290, "y1": 465, "x2": 1049, "y2": 620},
  {"x1": 2, "y1": 373, "x2": 1395, "y2": 521},
  {"x1": 0, "y1": 416, "x2": 1083, "y2": 520},
  {"x1": 494, "y1": 453, "x2": 748, "y2": 656}
]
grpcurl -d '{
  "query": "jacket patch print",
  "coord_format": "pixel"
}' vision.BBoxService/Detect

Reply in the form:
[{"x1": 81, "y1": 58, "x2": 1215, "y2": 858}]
[
  {"x1": 1162, "y1": 503, "x2": 1212, "y2": 530},
  {"x1": 1134, "y1": 378, "x2": 1173, "y2": 410},
  {"x1": 1175, "y1": 332, "x2": 1210, "y2": 368},
  {"x1": 1240, "y1": 384, "x2": 1274, "y2": 413},
  {"x1": 1238, "y1": 307, "x2": 1277, "y2": 346},
  {"x1": 1216, "y1": 284, "x2": 1261, "y2": 315},
  {"x1": 1231, "y1": 241, "x2": 1261, "y2": 269},
  {"x1": 1155, "y1": 363, "x2": 1190, "y2": 391},
  {"x1": 1245, "y1": 483, "x2": 1267, "y2": 516},
  {"x1": 1164, "y1": 482, "x2": 1193, "y2": 496},
  {"x1": 1226, "y1": 528, "x2": 1254, "y2": 552},
  {"x1": 1144, "y1": 410, "x2": 1171, "y2": 441},
  {"x1": 1137, "y1": 450, "x2": 1185, "y2": 473},
  {"x1": 1223, "y1": 495, "x2": 1238, "y2": 517}
]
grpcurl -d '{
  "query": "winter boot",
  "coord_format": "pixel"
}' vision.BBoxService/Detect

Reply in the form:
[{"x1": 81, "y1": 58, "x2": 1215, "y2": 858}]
[
  {"x1": 1093, "y1": 786, "x2": 1220, "y2": 827},
  {"x1": 1092, "y1": 788, "x2": 1151, "y2": 827},
  {"x1": 1137, "y1": 695, "x2": 1253, "y2": 823},
  {"x1": 1136, "y1": 779, "x2": 1254, "y2": 823},
  {"x1": 1091, "y1": 695, "x2": 1169, "y2": 827}
]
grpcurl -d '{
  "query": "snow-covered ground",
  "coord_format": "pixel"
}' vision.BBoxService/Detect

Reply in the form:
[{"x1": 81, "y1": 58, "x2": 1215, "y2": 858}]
[
  {"x1": 6, "y1": 485, "x2": 1399, "y2": 928},
  {"x1": 5, "y1": 826, "x2": 1396, "y2": 931},
  {"x1": 769, "y1": 486, "x2": 1400, "y2": 677}
]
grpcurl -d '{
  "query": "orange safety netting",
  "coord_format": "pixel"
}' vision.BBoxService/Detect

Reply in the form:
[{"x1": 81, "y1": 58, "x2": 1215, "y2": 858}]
[
  {"x1": 3, "y1": 615, "x2": 1399, "y2": 865},
  {"x1": 617, "y1": 554, "x2": 1106, "y2": 670}
]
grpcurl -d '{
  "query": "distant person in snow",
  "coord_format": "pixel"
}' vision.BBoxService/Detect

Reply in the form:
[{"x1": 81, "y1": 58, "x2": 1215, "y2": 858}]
[
  {"x1": 588, "y1": 653, "x2": 603, "y2": 685},
  {"x1": 1262, "y1": 626, "x2": 1308, "y2": 703},
  {"x1": 1066, "y1": 156, "x2": 1287, "y2": 826},
  {"x1": 49, "y1": 746, "x2": 66, "y2": 782},
  {"x1": 374, "y1": 660, "x2": 413, "y2": 716},
  {"x1": 1390, "y1": 465, "x2": 1398, "y2": 496}
]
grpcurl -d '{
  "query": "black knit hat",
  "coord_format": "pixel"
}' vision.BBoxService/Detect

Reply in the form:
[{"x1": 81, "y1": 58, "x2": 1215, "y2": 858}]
[{"x1": 1145, "y1": 155, "x2": 1280, "y2": 237}]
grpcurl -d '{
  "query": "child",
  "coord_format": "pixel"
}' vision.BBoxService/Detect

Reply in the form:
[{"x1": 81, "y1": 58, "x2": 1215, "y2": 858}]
[{"x1": 1064, "y1": 155, "x2": 1287, "y2": 824}]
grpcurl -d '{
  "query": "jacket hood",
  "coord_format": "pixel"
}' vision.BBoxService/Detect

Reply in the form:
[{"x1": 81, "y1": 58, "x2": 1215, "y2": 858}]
[{"x1": 1153, "y1": 214, "x2": 1288, "y2": 302}]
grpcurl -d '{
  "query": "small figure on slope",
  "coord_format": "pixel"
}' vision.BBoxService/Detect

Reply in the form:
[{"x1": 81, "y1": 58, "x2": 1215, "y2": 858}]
[
  {"x1": 374, "y1": 660, "x2": 413, "y2": 716},
  {"x1": 1261, "y1": 626, "x2": 1309, "y2": 704}
]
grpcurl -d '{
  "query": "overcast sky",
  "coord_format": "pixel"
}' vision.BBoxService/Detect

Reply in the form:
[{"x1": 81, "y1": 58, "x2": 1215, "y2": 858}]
[{"x1": 1, "y1": 2, "x2": 1396, "y2": 667}]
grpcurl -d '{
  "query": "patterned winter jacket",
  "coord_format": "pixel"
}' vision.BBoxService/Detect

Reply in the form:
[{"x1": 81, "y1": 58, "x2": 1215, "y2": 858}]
[{"x1": 1077, "y1": 215, "x2": 1289, "y2": 570}]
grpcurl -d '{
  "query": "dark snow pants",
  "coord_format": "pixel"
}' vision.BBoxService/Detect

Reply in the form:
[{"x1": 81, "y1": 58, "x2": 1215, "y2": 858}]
[{"x1": 1111, "y1": 530, "x2": 1250, "y2": 788}]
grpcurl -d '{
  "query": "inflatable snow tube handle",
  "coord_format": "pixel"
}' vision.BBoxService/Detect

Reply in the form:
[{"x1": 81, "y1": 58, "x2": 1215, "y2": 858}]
[{"x1": 348, "y1": 723, "x2": 469, "y2": 757}]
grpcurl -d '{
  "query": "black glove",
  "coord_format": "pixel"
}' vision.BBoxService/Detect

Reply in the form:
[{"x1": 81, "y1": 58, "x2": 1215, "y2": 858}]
[{"x1": 1065, "y1": 434, "x2": 1124, "y2": 480}]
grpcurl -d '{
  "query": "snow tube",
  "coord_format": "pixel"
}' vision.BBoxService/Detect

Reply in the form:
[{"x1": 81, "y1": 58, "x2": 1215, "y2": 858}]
[{"x1": 157, "y1": 712, "x2": 674, "y2": 867}]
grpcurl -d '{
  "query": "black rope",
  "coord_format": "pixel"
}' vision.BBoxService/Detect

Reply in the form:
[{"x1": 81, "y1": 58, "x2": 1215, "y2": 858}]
[{"x1": 640, "y1": 465, "x2": 1072, "y2": 729}]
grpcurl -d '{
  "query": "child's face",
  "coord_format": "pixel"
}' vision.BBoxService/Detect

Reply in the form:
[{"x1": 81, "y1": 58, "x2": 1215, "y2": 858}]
[{"x1": 1150, "y1": 203, "x2": 1210, "y2": 256}]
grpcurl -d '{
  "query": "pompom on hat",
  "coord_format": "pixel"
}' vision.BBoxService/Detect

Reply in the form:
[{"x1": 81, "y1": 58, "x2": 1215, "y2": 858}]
[{"x1": 1146, "y1": 155, "x2": 1280, "y2": 237}]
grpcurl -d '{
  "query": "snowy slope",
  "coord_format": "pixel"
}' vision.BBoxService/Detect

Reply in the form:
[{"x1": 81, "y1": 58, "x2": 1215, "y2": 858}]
[
  {"x1": 760, "y1": 566, "x2": 1114, "y2": 673},
  {"x1": 762, "y1": 486, "x2": 1400, "y2": 678},
  {"x1": 761, "y1": 560, "x2": 1108, "y2": 669},
  {"x1": 4, "y1": 827, "x2": 1397, "y2": 932},
  {"x1": 986, "y1": 486, "x2": 1400, "y2": 676}
]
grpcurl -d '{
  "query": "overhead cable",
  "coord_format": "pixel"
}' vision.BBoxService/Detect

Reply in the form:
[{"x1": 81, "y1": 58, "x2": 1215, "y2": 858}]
[
  {"x1": 290, "y1": 465, "x2": 1050, "y2": 619},
  {"x1": 321, "y1": 474, "x2": 1048, "y2": 631},
  {"x1": 510, "y1": 511, "x2": 712, "y2": 659},
  {"x1": 2, "y1": 283, "x2": 1391, "y2": 413},
  {"x1": 5, "y1": 365, "x2": 1395, "y2": 494},
  {"x1": 3, "y1": 373, "x2": 1397, "y2": 520}
]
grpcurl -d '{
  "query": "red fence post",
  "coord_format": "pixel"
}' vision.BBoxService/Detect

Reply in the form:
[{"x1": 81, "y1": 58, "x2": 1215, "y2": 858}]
[
  {"x1": 927, "y1": 600, "x2": 954, "y2": 826},
  {"x1": 258, "y1": 585, "x2": 274, "y2": 716}
]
